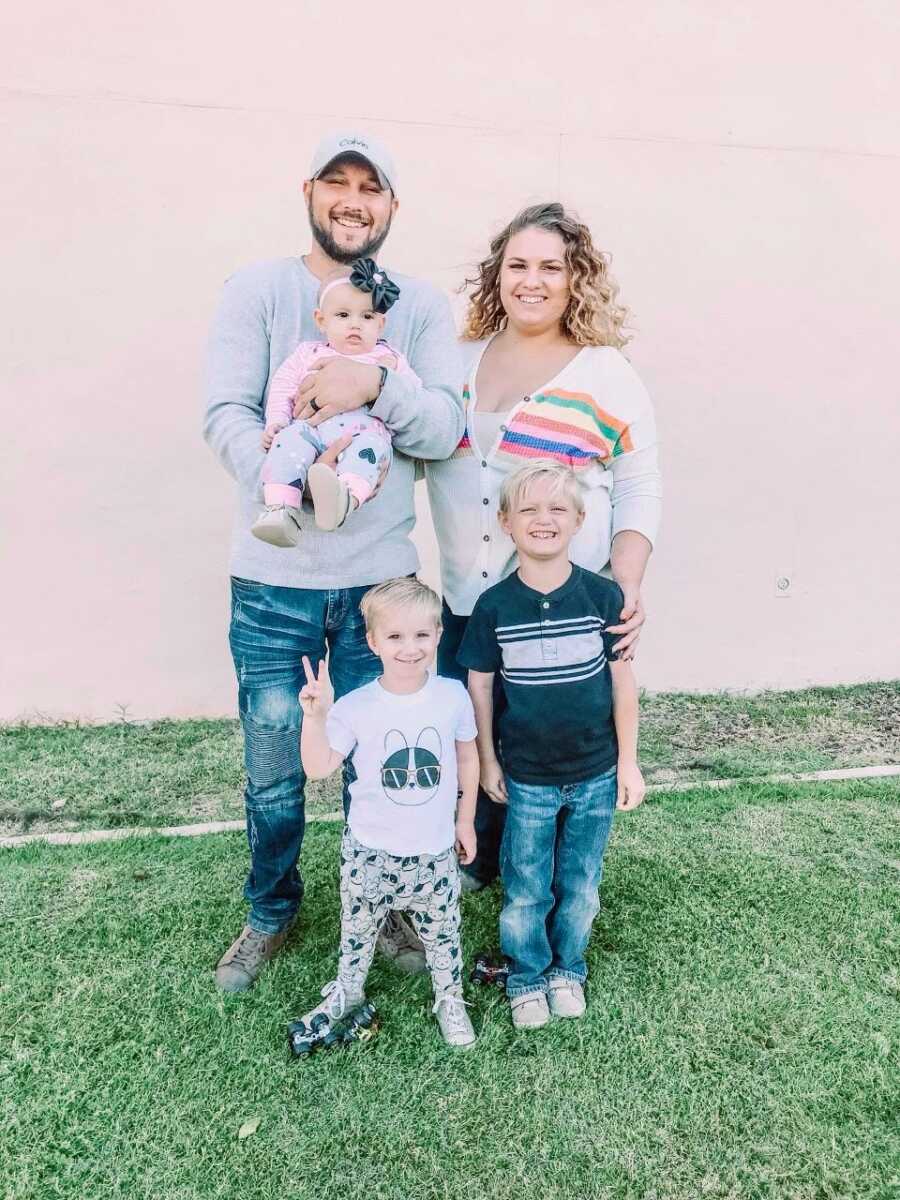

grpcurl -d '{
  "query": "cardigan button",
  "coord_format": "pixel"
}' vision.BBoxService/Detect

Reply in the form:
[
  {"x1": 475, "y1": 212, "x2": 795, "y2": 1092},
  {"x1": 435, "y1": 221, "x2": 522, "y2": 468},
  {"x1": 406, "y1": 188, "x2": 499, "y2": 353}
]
[
  {"x1": 482, "y1": 498, "x2": 489, "y2": 505},
  {"x1": 483, "y1": 534, "x2": 490, "y2": 542},
  {"x1": 482, "y1": 571, "x2": 488, "y2": 578},
  {"x1": 481, "y1": 460, "x2": 487, "y2": 468},
  {"x1": 542, "y1": 601, "x2": 550, "y2": 609}
]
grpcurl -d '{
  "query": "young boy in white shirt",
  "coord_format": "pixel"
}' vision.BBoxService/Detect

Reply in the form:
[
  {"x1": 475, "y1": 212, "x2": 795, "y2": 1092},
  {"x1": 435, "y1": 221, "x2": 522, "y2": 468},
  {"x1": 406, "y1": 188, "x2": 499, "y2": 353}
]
[{"x1": 290, "y1": 577, "x2": 479, "y2": 1048}]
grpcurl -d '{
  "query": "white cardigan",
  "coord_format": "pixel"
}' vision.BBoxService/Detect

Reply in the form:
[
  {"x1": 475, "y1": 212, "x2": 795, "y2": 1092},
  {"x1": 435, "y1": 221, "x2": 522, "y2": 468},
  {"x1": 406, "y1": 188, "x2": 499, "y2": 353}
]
[{"x1": 425, "y1": 337, "x2": 662, "y2": 616}]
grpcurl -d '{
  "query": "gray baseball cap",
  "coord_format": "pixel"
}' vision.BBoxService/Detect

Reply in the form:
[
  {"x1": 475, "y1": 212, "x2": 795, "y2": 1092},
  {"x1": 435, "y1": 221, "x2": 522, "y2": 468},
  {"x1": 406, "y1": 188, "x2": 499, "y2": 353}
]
[{"x1": 308, "y1": 131, "x2": 397, "y2": 194}]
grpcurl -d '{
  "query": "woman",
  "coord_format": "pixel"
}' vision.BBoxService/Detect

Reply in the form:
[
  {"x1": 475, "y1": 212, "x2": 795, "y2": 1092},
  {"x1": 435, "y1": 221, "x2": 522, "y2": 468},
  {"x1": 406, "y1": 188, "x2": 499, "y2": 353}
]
[{"x1": 426, "y1": 202, "x2": 662, "y2": 889}]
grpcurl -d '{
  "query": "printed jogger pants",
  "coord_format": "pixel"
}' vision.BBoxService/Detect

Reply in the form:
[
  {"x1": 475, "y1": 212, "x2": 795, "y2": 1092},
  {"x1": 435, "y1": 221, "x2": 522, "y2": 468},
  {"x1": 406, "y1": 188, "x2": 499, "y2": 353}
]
[
  {"x1": 337, "y1": 828, "x2": 463, "y2": 999},
  {"x1": 261, "y1": 411, "x2": 392, "y2": 510}
]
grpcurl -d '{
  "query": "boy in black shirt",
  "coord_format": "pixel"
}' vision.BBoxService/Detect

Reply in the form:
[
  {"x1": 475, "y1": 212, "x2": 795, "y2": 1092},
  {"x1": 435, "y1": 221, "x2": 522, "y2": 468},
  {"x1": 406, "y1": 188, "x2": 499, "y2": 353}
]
[{"x1": 459, "y1": 461, "x2": 645, "y2": 1029}]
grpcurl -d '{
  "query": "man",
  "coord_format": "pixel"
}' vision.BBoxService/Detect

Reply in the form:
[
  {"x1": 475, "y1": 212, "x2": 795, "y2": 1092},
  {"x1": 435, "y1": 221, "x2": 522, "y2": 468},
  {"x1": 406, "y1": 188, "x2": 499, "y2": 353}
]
[{"x1": 204, "y1": 131, "x2": 464, "y2": 991}]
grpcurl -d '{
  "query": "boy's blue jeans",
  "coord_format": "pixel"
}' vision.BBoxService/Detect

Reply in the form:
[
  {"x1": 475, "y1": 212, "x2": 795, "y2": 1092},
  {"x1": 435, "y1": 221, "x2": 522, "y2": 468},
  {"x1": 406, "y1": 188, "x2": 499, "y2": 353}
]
[
  {"x1": 500, "y1": 766, "x2": 617, "y2": 998},
  {"x1": 228, "y1": 577, "x2": 382, "y2": 935}
]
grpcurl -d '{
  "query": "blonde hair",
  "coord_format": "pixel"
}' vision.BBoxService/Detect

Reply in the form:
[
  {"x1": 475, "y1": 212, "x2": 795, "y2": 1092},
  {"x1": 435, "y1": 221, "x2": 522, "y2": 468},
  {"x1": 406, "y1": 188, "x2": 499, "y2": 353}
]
[
  {"x1": 360, "y1": 577, "x2": 442, "y2": 632},
  {"x1": 499, "y1": 460, "x2": 585, "y2": 517},
  {"x1": 461, "y1": 202, "x2": 631, "y2": 349}
]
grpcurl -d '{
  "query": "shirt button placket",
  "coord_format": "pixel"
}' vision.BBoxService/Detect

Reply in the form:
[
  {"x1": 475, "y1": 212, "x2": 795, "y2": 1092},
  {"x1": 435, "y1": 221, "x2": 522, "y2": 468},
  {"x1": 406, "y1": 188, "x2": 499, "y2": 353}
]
[
  {"x1": 540, "y1": 598, "x2": 553, "y2": 661},
  {"x1": 479, "y1": 479, "x2": 492, "y2": 593}
]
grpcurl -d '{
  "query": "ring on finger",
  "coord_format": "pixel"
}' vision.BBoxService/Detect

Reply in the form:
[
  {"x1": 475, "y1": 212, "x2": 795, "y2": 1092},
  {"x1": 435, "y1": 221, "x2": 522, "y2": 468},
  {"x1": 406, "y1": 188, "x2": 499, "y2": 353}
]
[{"x1": 309, "y1": 397, "x2": 320, "y2": 413}]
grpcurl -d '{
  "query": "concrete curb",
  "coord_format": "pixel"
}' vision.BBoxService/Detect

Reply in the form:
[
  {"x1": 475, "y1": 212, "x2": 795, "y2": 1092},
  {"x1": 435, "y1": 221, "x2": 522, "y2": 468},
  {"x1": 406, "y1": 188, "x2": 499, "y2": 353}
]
[
  {"x1": 0, "y1": 811, "x2": 342, "y2": 850},
  {"x1": 2, "y1": 765, "x2": 898, "y2": 851},
  {"x1": 644, "y1": 764, "x2": 900, "y2": 791}
]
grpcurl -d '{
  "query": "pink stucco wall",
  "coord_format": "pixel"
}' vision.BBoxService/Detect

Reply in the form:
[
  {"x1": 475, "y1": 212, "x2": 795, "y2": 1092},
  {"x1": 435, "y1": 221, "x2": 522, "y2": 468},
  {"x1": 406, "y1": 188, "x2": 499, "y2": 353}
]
[{"x1": 3, "y1": 2, "x2": 899, "y2": 720}]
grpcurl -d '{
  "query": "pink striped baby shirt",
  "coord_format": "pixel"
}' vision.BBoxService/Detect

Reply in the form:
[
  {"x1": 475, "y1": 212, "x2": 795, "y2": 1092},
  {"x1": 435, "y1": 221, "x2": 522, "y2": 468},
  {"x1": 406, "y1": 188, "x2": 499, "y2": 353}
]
[{"x1": 265, "y1": 341, "x2": 416, "y2": 431}]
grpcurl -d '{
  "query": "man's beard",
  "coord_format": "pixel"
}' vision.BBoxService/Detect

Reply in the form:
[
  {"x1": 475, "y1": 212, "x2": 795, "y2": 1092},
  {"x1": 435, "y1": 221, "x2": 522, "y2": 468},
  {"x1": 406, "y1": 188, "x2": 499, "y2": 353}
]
[{"x1": 308, "y1": 202, "x2": 392, "y2": 265}]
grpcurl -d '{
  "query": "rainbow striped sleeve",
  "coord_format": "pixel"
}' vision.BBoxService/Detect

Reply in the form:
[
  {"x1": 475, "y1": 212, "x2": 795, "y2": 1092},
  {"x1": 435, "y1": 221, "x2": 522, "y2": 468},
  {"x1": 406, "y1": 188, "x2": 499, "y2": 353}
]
[
  {"x1": 495, "y1": 389, "x2": 633, "y2": 470},
  {"x1": 450, "y1": 383, "x2": 474, "y2": 459}
]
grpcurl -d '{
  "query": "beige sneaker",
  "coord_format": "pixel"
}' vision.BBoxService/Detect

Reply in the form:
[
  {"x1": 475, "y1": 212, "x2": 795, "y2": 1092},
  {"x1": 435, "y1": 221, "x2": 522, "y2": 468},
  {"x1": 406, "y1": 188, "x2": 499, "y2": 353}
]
[
  {"x1": 510, "y1": 991, "x2": 550, "y2": 1029},
  {"x1": 307, "y1": 463, "x2": 355, "y2": 531},
  {"x1": 548, "y1": 978, "x2": 586, "y2": 1018},
  {"x1": 214, "y1": 924, "x2": 291, "y2": 993},
  {"x1": 376, "y1": 911, "x2": 427, "y2": 974},
  {"x1": 432, "y1": 994, "x2": 477, "y2": 1049},
  {"x1": 251, "y1": 504, "x2": 302, "y2": 547}
]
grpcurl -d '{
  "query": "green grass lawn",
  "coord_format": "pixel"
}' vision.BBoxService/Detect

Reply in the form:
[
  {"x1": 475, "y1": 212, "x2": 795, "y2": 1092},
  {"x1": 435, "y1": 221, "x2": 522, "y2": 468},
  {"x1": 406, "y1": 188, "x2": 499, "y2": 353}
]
[
  {"x1": 3, "y1": 682, "x2": 898, "y2": 836},
  {"x1": 3, "y1": 778, "x2": 898, "y2": 1200}
]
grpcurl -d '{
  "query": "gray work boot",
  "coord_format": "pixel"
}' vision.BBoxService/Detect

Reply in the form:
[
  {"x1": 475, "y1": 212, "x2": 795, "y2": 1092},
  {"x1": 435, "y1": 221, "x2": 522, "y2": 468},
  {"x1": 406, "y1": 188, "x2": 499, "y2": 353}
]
[
  {"x1": 214, "y1": 924, "x2": 292, "y2": 993},
  {"x1": 376, "y1": 911, "x2": 427, "y2": 974}
]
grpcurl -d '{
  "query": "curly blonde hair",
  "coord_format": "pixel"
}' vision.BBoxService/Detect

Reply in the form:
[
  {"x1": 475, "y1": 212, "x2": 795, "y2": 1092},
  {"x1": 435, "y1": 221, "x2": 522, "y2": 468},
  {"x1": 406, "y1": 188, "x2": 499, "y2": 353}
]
[{"x1": 461, "y1": 202, "x2": 631, "y2": 348}]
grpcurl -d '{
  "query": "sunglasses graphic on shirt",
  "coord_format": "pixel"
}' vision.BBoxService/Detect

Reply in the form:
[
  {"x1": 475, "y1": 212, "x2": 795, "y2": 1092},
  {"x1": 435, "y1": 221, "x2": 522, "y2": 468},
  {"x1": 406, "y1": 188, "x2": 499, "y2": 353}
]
[
  {"x1": 380, "y1": 763, "x2": 441, "y2": 789},
  {"x1": 380, "y1": 727, "x2": 443, "y2": 806}
]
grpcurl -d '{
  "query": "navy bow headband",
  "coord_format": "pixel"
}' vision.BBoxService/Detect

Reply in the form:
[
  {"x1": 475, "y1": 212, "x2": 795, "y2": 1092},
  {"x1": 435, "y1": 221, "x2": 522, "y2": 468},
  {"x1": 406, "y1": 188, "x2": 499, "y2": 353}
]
[{"x1": 349, "y1": 257, "x2": 400, "y2": 314}]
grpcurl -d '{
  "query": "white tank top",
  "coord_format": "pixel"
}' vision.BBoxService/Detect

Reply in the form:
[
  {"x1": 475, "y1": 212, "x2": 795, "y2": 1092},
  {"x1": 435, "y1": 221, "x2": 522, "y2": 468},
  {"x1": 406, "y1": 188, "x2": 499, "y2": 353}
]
[{"x1": 472, "y1": 408, "x2": 511, "y2": 454}]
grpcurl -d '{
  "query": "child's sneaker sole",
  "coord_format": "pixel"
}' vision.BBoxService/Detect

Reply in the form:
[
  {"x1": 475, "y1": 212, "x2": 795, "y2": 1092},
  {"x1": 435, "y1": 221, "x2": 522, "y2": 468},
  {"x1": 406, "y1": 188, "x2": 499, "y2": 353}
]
[{"x1": 308, "y1": 464, "x2": 352, "y2": 531}]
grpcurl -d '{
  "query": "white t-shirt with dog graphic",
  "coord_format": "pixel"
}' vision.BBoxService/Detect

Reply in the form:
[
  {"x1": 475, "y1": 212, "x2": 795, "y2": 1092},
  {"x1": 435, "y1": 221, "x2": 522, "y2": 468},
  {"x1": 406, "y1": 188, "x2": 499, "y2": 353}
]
[{"x1": 325, "y1": 673, "x2": 477, "y2": 856}]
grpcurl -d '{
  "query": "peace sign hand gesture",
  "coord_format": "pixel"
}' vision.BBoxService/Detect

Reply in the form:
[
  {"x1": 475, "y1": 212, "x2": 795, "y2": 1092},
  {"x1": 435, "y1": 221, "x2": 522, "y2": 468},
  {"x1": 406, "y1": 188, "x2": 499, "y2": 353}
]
[{"x1": 299, "y1": 655, "x2": 334, "y2": 720}]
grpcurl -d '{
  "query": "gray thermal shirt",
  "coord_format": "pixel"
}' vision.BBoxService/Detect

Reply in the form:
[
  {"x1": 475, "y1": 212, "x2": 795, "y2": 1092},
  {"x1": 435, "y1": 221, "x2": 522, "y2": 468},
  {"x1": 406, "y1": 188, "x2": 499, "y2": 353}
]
[{"x1": 203, "y1": 256, "x2": 464, "y2": 590}]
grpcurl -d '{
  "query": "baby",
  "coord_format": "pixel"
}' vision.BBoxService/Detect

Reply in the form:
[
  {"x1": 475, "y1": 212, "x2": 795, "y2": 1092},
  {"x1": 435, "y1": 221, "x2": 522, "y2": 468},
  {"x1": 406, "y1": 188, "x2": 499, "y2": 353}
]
[{"x1": 252, "y1": 258, "x2": 418, "y2": 547}]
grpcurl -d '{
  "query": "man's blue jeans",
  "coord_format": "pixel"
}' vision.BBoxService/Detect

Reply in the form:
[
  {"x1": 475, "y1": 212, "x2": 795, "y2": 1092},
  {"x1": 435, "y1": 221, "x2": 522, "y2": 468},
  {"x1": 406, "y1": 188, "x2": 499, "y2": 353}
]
[
  {"x1": 500, "y1": 767, "x2": 617, "y2": 998},
  {"x1": 228, "y1": 577, "x2": 381, "y2": 934},
  {"x1": 437, "y1": 599, "x2": 506, "y2": 885}
]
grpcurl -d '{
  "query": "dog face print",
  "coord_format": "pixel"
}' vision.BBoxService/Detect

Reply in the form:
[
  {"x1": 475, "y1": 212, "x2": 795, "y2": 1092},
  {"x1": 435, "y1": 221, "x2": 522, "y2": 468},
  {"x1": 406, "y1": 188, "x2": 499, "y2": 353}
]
[{"x1": 381, "y1": 727, "x2": 442, "y2": 806}]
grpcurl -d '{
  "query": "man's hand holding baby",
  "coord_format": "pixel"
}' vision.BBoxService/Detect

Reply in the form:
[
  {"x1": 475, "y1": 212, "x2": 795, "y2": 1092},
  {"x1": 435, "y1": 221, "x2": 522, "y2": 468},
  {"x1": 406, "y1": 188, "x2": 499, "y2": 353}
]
[{"x1": 293, "y1": 356, "x2": 381, "y2": 426}]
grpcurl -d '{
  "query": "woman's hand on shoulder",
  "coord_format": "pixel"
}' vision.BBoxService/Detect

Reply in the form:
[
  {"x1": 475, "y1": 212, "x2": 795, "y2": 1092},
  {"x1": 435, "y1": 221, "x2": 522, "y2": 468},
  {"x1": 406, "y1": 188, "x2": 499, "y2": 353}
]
[{"x1": 606, "y1": 585, "x2": 645, "y2": 661}]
